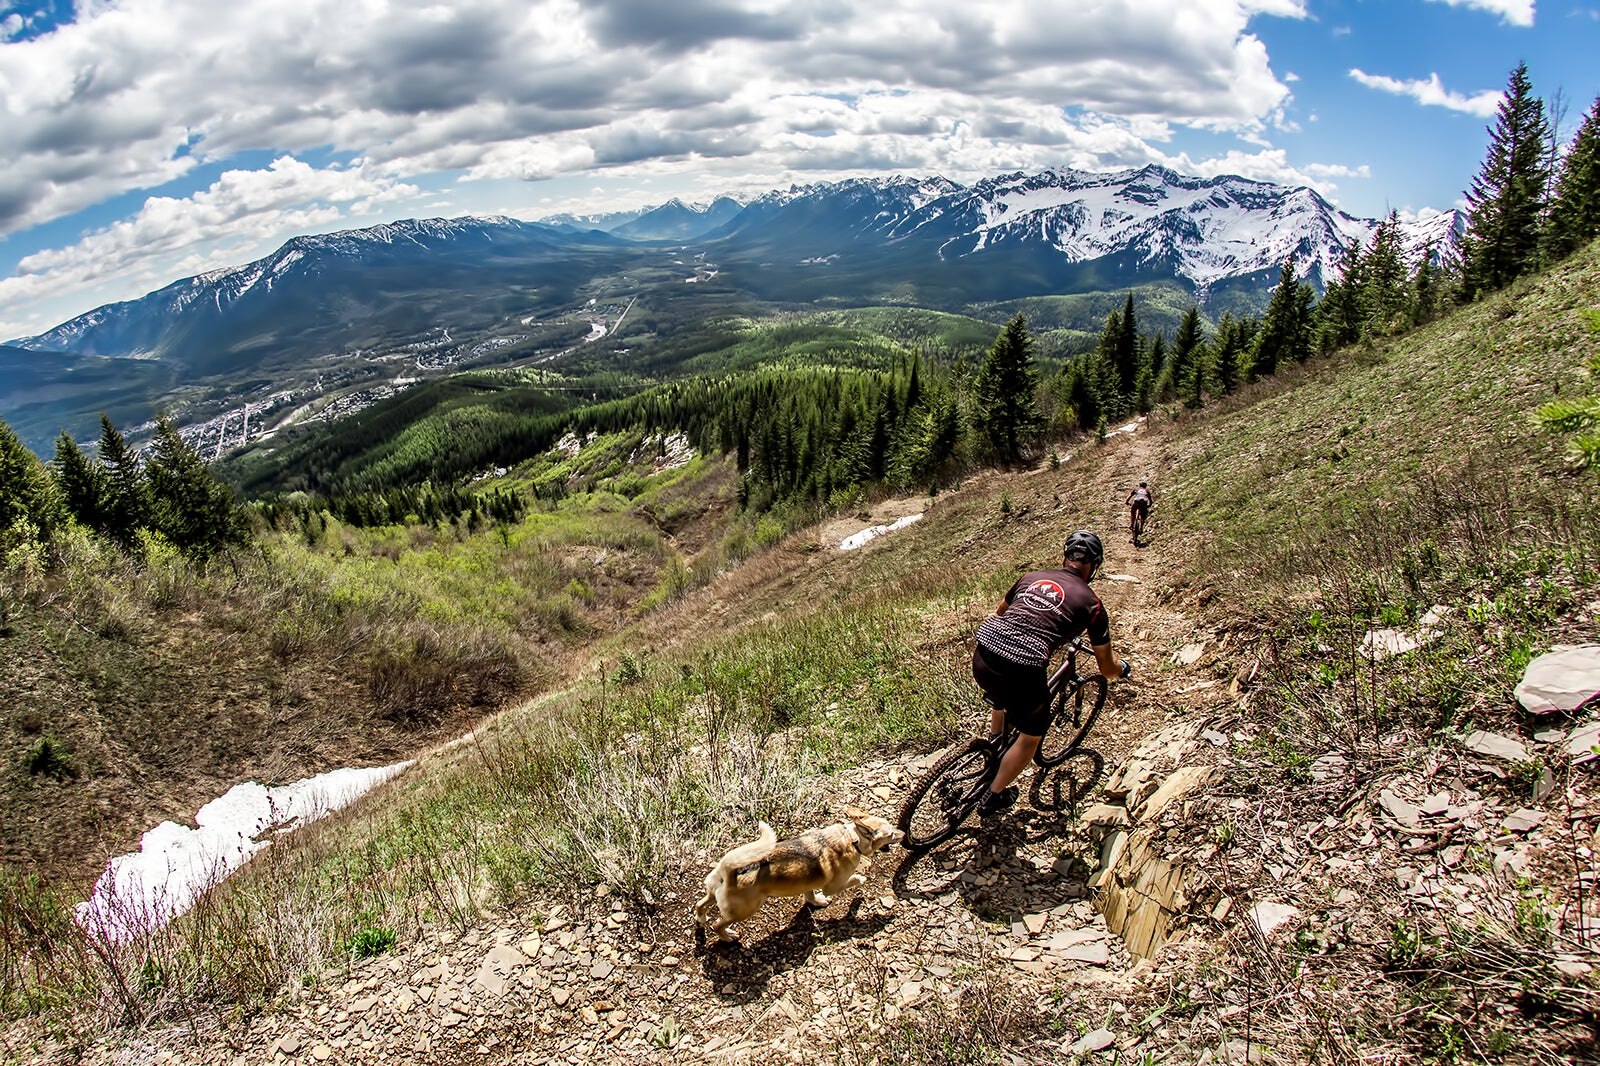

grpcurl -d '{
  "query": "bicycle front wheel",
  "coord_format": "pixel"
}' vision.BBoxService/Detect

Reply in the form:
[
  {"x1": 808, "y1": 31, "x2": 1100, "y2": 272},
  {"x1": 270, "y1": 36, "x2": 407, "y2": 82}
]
[
  {"x1": 897, "y1": 738, "x2": 999, "y2": 852},
  {"x1": 1036, "y1": 674, "x2": 1108, "y2": 767}
]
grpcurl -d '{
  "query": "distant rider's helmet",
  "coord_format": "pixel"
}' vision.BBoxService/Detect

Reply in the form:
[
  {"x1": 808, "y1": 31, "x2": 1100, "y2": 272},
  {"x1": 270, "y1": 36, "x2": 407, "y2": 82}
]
[
  {"x1": 1063, "y1": 529, "x2": 1105, "y2": 579},
  {"x1": 1139, "y1": 481, "x2": 1148, "y2": 488}
]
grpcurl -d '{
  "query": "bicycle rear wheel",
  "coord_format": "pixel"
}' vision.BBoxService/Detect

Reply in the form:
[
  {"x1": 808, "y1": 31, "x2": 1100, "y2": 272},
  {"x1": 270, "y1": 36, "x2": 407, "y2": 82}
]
[
  {"x1": 1035, "y1": 674, "x2": 1108, "y2": 767},
  {"x1": 897, "y1": 738, "x2": 999, "y2": 852}
]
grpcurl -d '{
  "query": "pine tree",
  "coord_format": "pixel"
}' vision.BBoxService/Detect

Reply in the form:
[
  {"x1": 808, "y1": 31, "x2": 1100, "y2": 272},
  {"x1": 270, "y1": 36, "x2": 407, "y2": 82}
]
[
  {"x1": 1251, "y1": 260, "x2": 1313, "y2": 376},
  {"x1": 1461, "y1": 63, "x2": 1552, "y2": 298},
  {"x1": 975, "y1": 314, "x2": 1042, "y2": 465},
  {"x1": 1363, "y1": 212, "x2": 1409, "y2": 334},
  {"x1": 1546, "y1": 96, "x2": 1600, "y2": 261},
  {"x1": 1167, "y1": 308, "x2": 1206, "y2": 408},
  {"x1": 1409, "y1": 245, "x2": 1441, "y2": 327},
  {"x1": 1134, "y1": 335, "x2": 1159, "y2": 413},
  {"x1": 96, "y1": 414, "x2": 149, "y2": 545},
  {"x1": 1, "y1": 419, "x2": 65, "y2": 541},
  {"x1": 144, "y1": 415, "x2": 244, "y2": 556},
  {"x1": 52, "y1": 432, "x2": 107, "y2": 531},
  {"x1": 1212, "y1": 313, "x2": 1244, "y2": 394},
  {"x1": 1113, "y1": 293, "x2": 1139, "y2": 399}
]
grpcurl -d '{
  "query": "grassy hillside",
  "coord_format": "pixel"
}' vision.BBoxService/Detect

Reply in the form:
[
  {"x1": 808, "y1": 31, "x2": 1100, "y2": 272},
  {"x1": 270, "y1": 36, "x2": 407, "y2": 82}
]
[
  {"x1": 4, "y1": 244, "x2": 1598, "y2": 1060},
  {"x1": 0, "y1": 438, "x2": 746, "y2": 892}
]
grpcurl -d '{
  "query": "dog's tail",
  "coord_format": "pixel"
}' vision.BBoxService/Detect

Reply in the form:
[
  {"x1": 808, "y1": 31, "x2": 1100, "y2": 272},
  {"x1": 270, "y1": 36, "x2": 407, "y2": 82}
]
[{"x1": 718, "y1": 821, "x2": 777, "y2": 871}]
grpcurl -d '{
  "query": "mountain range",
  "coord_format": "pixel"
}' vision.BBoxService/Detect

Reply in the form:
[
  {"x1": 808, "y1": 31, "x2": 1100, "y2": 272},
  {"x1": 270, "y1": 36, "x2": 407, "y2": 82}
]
[{"x1": 2, "y1": 165, "x2": 1464, "y2": 450}]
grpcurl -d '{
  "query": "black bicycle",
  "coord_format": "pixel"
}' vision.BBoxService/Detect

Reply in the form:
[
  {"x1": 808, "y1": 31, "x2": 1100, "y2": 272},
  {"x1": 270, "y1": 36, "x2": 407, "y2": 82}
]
[{"x1": 897, "y1": 639, "x2": 1110, "y2": 852}]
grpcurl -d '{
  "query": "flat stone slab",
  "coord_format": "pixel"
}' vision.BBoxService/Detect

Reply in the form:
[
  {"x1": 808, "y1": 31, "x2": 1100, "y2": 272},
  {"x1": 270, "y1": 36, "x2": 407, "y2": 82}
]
[
  {"x1": 1360, "y1": 628, "x2": 1425, "y2": 660},
  {"x1": 1568, "y1": 721, "x2": 1600, "y2": 764},
  {"x1": 1250, "y1": 901, "x2": 1299, "y2": 939},
  {"x1": 1379, "y1": 789, "x2": 1422, "y2": 829},
  {"x1": 1079, "y1": 803, "x2": 1132, "y2": 828},
  {"x1": 1135, "y1": 765, "x2": 1216, "y2": 821},
  {"x1": 1056, "y1": 941, "x2": 1110, "y2": 965},
  {"x1": 1463, "y1": 730, "x2": 1531, "y2": 763},
  {"x1": 1503, "y1": 808, "x2": 1547, "y2": 834},
  {"x1": 1070, "y1": 1028, "x2": 1117, "y2": 1054},
  {"x1": 1515, "y1": 644, "x2": 1600, "y2": 716},
  {"x1": 1173, "y1": 641, "x2": 1207, "y2": 666}
]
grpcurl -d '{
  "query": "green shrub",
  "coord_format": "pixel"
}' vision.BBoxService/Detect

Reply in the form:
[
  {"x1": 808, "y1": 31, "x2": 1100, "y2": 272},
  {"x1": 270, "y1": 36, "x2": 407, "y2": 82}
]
[
  {"x1": 345, "y1": 925, "x2": 397, "y2": 959},
  {"x1": 22, "y1": 737, "x2": 75, "y2": 781}
]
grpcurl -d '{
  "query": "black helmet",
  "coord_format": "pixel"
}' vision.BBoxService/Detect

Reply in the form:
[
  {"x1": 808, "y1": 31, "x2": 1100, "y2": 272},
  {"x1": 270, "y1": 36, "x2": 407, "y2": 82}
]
[
  {"x1": 1063, "y1": 529, "x2": 1104, "y2": 577},
  {"x1": 1139, "y1": 481, "x2": 1147, "y2": 487}
]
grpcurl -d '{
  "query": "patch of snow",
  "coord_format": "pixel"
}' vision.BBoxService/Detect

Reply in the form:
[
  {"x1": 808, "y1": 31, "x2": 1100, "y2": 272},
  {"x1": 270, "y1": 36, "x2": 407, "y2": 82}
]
[
  {"x1": 76, "y1": 762, "x2": 412, "y2": 942},
  {"x1": 840, "y1": 513, "x2": 923, "y2": 551},
  {"x1": 630, "y1": 431, "x2": 695, "y2": 472}
]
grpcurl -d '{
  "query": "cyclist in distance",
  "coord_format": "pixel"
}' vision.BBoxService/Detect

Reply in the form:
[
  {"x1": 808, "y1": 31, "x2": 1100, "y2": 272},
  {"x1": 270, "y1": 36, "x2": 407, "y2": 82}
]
[
  {"x1": 971, "y1": 529, "x2": 1131, "y2": 817},
  {"x1": 1126, "y1": 481, "x2": 1154, "y2": 540}
]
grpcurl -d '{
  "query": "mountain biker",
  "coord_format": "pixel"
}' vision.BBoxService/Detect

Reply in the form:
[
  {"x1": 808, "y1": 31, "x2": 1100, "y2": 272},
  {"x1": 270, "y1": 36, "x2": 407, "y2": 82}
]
[
  {"x1": 970, "y1": 529, "x2": 1131, "y2": 817},
  {"x1": 1126, "y1": 481, "x2": 1154, "y2": 538}
]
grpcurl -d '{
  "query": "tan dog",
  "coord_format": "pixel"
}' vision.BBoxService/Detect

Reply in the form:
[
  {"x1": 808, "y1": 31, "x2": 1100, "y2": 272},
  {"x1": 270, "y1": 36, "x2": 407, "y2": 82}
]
[{"x1": 694, "y1": 806, "x2": 903, "y2": 942}]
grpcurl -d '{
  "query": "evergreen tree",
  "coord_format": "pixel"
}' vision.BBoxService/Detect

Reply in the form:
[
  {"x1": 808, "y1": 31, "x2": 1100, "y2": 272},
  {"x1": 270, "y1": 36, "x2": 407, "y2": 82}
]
[
  {"x1": 97, "y1": 414, "x2": 149, "y2": 545},
  {"x1": 1409, "y1": 245, "x2": 1442, "y2": 327},
  {"x1": 1461, "y1": 63, "x2": 1552, "y2": 298},
  {"x1": 975, "y1": 314, "x2": 1042, "y2": 465},
  {"x1": 53, "y1": 431, "x2": 108, "y2": 531},
  {"x1": 1213, "y1": 313, "x2": 1256, "y2": 394},
  {"x1": 1112, "y1": 293, "x2": 1139, "y2": 398},
  {"x1": 1315, "y1": 239, "x2": 1365, "y2": 353},
  {"x1": 1546, "y1": 96, "x2": 1600, "y2": 261},
  {"x1": 144, "y1": 415, "x2": 245, "y2": 556},
  {"x1": 1, "y1": 419, "x2": 65, "y2": 541},
  {"x1": 1363, "y1": 212, "x2": 1409, "y2": 334},
  {"x1": 1168, "y1": 308, "x2": 1207, "y2": 408},
  {"x1": 1251, "y1": 260, "x2": 1313, "y2": 376},
  {"x1": 1134, "y1": 334, "x2": 1159, "y2": 413}
]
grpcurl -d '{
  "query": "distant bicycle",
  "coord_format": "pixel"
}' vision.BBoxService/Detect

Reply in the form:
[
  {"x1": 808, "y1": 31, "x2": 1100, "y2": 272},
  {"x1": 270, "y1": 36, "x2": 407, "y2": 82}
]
[
  {"x1": 897, "y1": 639, "x2": 1110, "y2": 852},
  {"x1": 1126, "y1": 482, "x2": 1154, "y2": 546}
]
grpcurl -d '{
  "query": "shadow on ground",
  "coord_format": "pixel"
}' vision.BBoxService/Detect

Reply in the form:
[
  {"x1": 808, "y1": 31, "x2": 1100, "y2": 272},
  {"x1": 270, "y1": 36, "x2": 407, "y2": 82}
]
[
  {"x1": 890, "y1": 747, "x2": 1105, "y2": 920},
  {"x1": 692, "y1": 898, "x2": 897, "y2": 1003}
]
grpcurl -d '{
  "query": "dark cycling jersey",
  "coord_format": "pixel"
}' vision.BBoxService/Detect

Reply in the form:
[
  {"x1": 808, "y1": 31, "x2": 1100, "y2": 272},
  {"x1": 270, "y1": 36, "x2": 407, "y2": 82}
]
[{"x1": 976, "y1": 568, "x2": 1111, "y2": 669}]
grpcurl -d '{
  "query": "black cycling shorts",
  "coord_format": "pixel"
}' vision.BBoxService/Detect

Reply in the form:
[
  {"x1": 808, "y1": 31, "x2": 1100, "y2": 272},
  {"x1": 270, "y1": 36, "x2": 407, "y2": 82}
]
[
  {"x1": 972, "y1": 645, "x2": 1050, "y2": 736},
  {"x1": 1131, "y1": 499, "x2": 1150, "y2": 517}
]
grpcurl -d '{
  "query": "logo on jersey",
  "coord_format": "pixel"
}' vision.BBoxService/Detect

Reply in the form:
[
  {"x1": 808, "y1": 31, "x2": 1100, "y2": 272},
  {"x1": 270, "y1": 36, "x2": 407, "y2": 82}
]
[{"x1": 1022, "y1": 579, "x2": 1065, "y2": 608}]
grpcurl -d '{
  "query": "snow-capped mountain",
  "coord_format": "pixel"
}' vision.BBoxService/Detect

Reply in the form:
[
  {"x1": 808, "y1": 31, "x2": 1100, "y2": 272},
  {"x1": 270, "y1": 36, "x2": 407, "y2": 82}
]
[
  {"x1": 611, "y1": 196, "x2": 744, "y2": 241},
  {"x1": 539, "y1": 196, "x2": 745, "y2": 241},
  {"x1": 710, "y1": 166, "x2": 1462, "y2": 294},
  {"x1": 6, "y1": 167, "x2": 1466, "y2": 451}
]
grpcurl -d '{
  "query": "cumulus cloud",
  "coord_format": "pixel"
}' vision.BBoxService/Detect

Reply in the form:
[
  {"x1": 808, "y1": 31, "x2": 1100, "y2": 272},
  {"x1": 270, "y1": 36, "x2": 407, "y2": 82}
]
[
  {"x1": 1349, "y1": 69, "x2": 1502, "y2": 117},
  {"x1": 1164, "y1": 148, "x2": 1366, "y2": 197},
  {"x1": 1422, "y1": 0, "x2": 1535, "y2": 26},
  {"x1": 0, "y1": 158, "x2": 417, "y2": 335},
  {"x1": 0, "y1": 0, "x2": 1306, "y2": 236}
]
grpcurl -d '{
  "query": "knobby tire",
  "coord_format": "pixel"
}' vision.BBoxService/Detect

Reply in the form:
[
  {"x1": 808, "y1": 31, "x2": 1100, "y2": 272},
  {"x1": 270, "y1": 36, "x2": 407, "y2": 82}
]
[
  {"x1": 1035, "y1": 674, "x2": 1108, "y2": 768},
  {"x1": 897, "y1": 738, "x2": 999, "y2": 852}
]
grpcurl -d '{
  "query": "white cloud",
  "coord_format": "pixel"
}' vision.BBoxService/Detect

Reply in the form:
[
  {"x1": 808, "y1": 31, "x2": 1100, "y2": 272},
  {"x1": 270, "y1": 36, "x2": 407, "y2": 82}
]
[
  {"x1": 0, "y1": 0, "x2": 1303, "y2": 236},
  {"x1": 1163, "y1": 147, "x2": 1366, "y2": 198},
  {"x1": 1422, "y1": 0, "x2": 1535, "y2": 26},
  {"x1": 0, "y1": 158, "x2": 417, "y2": 336},
  {"x1": 1349, "y1": 69, "x2": 1503, "y2": 117}
]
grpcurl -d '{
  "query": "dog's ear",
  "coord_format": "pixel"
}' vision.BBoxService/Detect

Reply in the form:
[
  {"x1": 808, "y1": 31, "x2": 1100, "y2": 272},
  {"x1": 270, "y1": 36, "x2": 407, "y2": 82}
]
[{"x1": 843, "y1": 804, "x2": 872, "y2": 823}]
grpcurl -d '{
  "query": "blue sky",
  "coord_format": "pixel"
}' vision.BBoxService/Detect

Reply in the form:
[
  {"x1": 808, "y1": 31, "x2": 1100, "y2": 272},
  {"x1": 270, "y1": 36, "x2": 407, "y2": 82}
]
[{"x1": 1, "y1": 0, "x2": 1596, "y2": 339}]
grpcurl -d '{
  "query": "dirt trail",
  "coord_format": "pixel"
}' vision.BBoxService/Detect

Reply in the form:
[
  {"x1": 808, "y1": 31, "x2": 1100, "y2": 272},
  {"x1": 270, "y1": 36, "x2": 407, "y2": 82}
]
[{"x1": 74, "y1": 427, "x2": 1244, "y2": 1066}]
